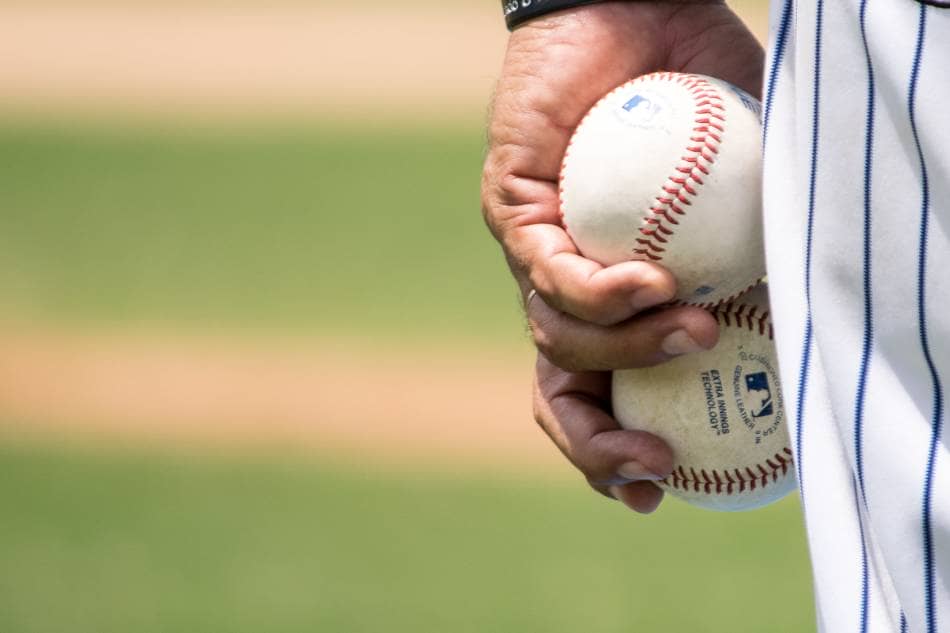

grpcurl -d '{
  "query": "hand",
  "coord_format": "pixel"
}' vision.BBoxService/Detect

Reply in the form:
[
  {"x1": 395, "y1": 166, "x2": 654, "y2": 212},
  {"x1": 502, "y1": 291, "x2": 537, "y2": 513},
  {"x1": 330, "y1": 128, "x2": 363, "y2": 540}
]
[
  {"x1": 482, "y1": 1, "x2": 765, "y2": 511},
  {"x1": 534, "y1": 353, "x2": 676, "y2": 513}
]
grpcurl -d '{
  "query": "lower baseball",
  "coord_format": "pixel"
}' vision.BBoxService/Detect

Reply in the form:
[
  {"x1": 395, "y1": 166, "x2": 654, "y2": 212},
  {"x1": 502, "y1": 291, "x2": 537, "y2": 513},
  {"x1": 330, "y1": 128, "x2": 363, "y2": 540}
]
[{"x1": 612, "y1": 285, "x2": 795, "y2": 511}]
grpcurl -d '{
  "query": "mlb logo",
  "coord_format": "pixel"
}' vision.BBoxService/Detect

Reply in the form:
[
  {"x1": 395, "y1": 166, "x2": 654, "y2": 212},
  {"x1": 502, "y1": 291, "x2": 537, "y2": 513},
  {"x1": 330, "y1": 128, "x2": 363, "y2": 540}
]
[
  {"x1": 745, "y1": 372, "x2": 774, "y2": 418},
  {"x1": 621, "y1": 94, "x2": 662, "y2": 122}
]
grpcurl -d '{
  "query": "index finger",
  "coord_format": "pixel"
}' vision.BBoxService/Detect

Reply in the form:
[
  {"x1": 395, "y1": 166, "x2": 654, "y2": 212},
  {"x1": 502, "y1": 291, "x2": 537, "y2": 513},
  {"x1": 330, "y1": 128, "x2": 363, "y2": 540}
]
[
  {"x1": 491, "y1": 178, "x2": 677, "y2": 326},
  {"x1": 533, "y1": 355, "x2": 672, "y2": 513},
  {"x1": 535, "y1": 355, "x2": 674, "y2": 486}
]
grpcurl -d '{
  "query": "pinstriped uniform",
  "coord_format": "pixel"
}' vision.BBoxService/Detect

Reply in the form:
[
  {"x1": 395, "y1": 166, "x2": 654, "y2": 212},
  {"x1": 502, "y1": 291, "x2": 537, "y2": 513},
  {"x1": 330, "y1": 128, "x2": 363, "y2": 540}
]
[{"x1": 762, "y1": 0, "x2": 950, "y2": 630}]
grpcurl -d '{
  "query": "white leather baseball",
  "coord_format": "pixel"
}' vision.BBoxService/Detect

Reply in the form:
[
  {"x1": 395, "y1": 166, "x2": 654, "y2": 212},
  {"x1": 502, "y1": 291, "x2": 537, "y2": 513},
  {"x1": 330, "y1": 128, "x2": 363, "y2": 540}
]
[
  {"x1": 559, "y1": 72, "x2": 765, "y2": 307},
  {"x1": 612, "y1": 285, "x2": 795, "y2": 511}
]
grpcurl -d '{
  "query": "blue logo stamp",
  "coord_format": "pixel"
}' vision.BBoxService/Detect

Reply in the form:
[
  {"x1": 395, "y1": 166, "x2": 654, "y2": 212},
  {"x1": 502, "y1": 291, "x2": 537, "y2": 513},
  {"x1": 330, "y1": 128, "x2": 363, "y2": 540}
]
[
  {"x1": 732, "y1": 349, "x2": 784, "y2": 445},
  {"x1": 744, "y1": 372, "x2": 774, "y2": 418},
  {"x1": 616, "y1": 90, "x2": 672, "y2": 132},
  {"x1": 622, "y1": 94, "x2": 662, "y2": 121}
]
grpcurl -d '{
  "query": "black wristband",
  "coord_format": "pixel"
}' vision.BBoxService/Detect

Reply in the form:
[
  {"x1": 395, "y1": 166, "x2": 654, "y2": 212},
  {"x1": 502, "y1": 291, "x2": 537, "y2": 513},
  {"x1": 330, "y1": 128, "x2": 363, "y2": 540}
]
[{"x1": 502, "y1": 0, "x2": 608, "y2": 30}]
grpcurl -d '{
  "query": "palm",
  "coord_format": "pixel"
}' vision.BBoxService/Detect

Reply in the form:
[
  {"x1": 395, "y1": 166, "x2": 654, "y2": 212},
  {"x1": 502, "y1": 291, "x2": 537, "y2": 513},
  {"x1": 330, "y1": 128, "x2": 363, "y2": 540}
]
[{"x1": 489, "y1": 2, "x2": 763, "y2": 216}]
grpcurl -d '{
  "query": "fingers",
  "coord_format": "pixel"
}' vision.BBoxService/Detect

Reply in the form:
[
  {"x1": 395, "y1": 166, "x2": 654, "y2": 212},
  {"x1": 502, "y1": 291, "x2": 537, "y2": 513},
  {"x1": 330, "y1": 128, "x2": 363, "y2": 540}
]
[
  {"x1": 608, "y1": 482, "x2": 665, "y2": 514},
  {"x1": 536, "y1": 357, "x2": 674, "y2": 483},
  {"x1": 664, "y1": 3, "x2": 765, "y2": 99},
  {"x1": 513, "y1": 222, "x2": 678, "y2": 326},
  {"x1": 533, "y1": 356, "x2": 673, "y2": 514},
  {"x1": 528, "y1": 295, "x2": 720, "y2": 371},
  {"x1": 483, "y1": 176, "x2": 678, "y2": 326}
]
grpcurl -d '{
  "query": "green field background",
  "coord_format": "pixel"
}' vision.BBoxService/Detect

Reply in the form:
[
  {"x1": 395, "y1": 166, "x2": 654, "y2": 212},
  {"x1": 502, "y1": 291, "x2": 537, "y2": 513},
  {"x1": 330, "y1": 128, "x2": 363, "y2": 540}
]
[
  {"x1": 0, "y1": 123, "x2": 523, "y2": 341},
  {"x1": 0, "y1": 121, "x2": 815, "y2": 633},
  {"x1": 0, "y1": 441, "x2": 812, "y2": 633}
]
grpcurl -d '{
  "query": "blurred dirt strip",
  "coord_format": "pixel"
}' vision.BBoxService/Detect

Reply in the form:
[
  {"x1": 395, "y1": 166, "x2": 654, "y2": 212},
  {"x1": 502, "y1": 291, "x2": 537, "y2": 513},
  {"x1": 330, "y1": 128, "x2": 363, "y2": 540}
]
[
  {"x1": 0, "y1": 5, "x2": 507, "y2": 121},
  {"x1": 0, "y1": 4, "x2": 765, "y2": 122},
  {"x1": 0, "y1": 330, "x2": 565, "y2": 470}
]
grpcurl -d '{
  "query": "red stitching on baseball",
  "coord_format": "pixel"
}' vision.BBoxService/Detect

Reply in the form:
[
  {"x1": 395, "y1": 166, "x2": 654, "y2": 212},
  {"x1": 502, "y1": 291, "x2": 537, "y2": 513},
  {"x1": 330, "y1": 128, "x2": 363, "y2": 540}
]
[
  {"x1": 639, "y1": 228, "x2": 669, "y2": 244},
  {"x1": 634, "y1": 250, "x2": 663, "y2": 261},
  {"x1": 708, "y1": 284, "x2": 773, "y2": 339},
  {"x1": 635, "y1": 238, "x2": 665, "y2": 253},
  {"x1": 662, "y1": 448, "x2": 793, "y2": 495}
]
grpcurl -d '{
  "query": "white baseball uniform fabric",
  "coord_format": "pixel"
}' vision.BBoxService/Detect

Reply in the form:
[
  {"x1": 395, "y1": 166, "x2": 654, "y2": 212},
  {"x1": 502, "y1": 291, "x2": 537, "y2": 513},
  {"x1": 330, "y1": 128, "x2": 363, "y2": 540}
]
[{"x1": 761, "y1": 0, "x2": 950, "y2": 630}]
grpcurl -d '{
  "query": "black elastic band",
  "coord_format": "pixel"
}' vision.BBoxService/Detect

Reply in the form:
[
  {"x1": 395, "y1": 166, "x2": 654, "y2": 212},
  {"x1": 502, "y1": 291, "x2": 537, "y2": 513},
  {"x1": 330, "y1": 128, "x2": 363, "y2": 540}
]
[{"x1": 503, "y1": 0, "x2": 608, "y2": 30}]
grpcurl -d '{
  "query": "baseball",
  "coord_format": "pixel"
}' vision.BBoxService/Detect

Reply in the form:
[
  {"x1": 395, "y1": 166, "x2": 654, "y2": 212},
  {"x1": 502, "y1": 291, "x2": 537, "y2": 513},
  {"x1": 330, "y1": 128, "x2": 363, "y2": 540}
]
[
  {"x1": 559, "y1": 72, "x2": 765, "y2": 307},
  {"x1": 612, "y1": 284, "x2": 795, "y2": 511}
]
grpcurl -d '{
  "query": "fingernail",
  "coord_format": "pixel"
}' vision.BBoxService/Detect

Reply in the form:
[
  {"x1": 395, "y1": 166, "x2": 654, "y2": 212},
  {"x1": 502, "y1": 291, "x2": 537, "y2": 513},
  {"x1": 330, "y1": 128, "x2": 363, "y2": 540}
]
[
  {"x1": 617, "y1": 461, "x2": 665, "y2": 482},
  {"x1": 661, "y1": 329, "x2": 707, "y2": 356},
  {"x1": 631, "y1": 286, "x2": 671, "y2": 312}
]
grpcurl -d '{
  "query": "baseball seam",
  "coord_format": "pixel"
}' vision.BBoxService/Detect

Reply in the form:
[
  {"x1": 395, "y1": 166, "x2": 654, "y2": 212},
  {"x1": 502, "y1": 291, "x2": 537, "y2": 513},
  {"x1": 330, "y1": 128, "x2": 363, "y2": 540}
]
[
  {"x1": 659, "y1": 294, "x2": 789, "y2": 496},
  {"x1": 669, "y1": 279, "x2": 763, "y2": 311},
  {"x1": 712, "y1": 293, "x2": 775, "y2": 340},
  {"x1": 634, "y1": 73, "x2": 724, "y2": 264},
  {"x1": 664, "y1": 448, "x2": 793, "y2": 494}
]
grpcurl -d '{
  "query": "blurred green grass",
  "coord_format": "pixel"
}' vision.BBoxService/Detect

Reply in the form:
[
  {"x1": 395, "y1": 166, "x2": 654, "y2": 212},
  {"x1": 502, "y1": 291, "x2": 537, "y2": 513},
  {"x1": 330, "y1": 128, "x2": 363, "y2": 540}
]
[
  {"x1": 0, "y1": 120, "x2": 813, "y2": 631},
  {"x1": 0, "y1": 439, "x2": 813, "y2": 633},
  {"x1": 0, "y1": 123, "x2": 522, "y2": 342}
]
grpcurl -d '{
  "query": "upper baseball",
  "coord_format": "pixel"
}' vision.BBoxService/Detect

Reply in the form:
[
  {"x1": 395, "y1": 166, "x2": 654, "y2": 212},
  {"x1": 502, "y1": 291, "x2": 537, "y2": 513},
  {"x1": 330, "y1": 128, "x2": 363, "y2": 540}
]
[{"x1": 559, "y1": 72, "x2": 765, "y2": 307}]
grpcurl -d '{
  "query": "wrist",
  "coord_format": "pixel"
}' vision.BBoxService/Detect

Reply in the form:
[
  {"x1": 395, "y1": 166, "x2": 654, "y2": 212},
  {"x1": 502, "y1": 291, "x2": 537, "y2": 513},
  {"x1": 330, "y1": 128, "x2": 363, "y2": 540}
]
[
  {"x1": 504, "y1": 0, "x2": 724, "y2": 30},
  {"x1": 503, "y1": 0, "x2": 609, "y2": 30}
]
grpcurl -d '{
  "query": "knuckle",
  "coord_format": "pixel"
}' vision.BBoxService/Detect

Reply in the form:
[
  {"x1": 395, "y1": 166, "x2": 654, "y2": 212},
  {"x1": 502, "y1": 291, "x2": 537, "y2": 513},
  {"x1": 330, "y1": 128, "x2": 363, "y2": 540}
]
[
  {"x1": 480, "y1": 162, "x2": 505, "y2": 233},
  {"x1": 526, "y1": 268, "x2": 554, "y2": 303},
  {"x1": 530, "y1": 322, "x2": 559, "y2": 360},
  {"x1": 531, "y1": 324, "x2": 588, "y2": 372},
  {"x1": 537, "y1": 341, "x2": 586, "y2": 372},
  {"x1": 530, "y1": 320, "x2": 580, "y2": 370},
  {"x1": 481, "y1": 172, "x2": 528, "y2": 242}
]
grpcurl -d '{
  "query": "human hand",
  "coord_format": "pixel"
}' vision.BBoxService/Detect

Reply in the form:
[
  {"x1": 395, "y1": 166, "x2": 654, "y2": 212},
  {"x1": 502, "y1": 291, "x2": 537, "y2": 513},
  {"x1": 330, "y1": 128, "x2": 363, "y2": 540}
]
[{"x1": 482, "y1": 1, "x2": 765, "y2": 511}]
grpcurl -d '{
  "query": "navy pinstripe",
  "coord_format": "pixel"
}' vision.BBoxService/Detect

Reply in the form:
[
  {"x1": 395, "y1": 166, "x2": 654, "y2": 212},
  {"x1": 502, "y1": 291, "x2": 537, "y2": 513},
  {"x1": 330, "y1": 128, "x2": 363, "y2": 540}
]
[
  {"x1": 795, "y1": 0, "x2": 825, "y2": 504},
  {"x1": 762, "y1": 0, "x2": 794, "y2": 146},
  {"x1": 854, "y1": 476, "x2": 871, "y2": 633},
  {"x1": 855, "y1": 0, "x2": 877, "y2": 626},
  {"x1": 908, "y1": 4, "x2": 944, "y2": 631},
  {"x1": 760, "y1": 0, "x2": 817, "y2": 512},
  {"x1": 855, "y1": 0, "x2": 876, "y2": 508}
]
